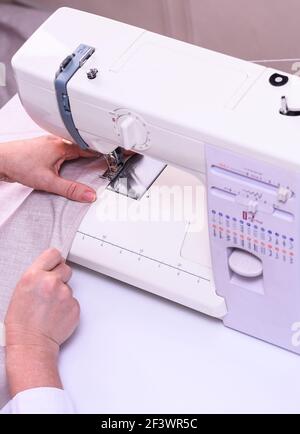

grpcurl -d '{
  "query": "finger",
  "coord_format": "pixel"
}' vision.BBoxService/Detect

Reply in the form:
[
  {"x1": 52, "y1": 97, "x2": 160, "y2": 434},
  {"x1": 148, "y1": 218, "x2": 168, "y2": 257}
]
[
  {"x1": 62, "y1": 143, "x2": 99, "y2": 161},
  {"x1": 45, "y1": 136, "x2": 99, "y2": 159},
  {"x1": 33, "y1": 248, "x2": 63, "y2": 271},
  {"x1": 48, "y1": 173, "x2": 97, "y2": 203},
  {"x1": 53, "y1": 262, "x2": 72, "y2": 283},
  {"x1": 57, "y1": 283, "x2": 74, "y2": 301},
  {"x1": 62, "y1": 283, "x2": 73, "y2": 297},
  {"x1": 78, "y1": 148, "x2": 100, "y2": 159}
]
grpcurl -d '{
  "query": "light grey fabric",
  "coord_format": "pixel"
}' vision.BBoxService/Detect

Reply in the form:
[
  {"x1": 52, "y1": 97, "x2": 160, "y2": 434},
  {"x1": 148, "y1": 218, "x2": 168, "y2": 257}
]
[
  {"x1": 0, "y1": 3, "x2": 50, "y2": 107},
  {"x1": 0, "y1": 156, "x2": 107, "y2": 409}
]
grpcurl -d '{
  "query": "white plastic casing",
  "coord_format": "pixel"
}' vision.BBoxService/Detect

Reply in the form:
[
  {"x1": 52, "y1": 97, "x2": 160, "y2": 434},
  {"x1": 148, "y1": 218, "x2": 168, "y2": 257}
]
[{"x1": 12, "y1": 7, "x2": 300, "y2": 175}]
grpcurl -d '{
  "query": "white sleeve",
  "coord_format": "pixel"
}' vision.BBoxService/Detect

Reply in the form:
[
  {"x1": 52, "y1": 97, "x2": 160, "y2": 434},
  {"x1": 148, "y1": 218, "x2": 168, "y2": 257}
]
[{"x1": 0, "y1": 388, "x2": 75, "y2": 414}]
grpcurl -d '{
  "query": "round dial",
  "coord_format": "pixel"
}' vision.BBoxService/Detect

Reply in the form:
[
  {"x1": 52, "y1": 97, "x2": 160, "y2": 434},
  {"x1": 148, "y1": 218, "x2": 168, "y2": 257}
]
[
  {"x1": 115, "y1": 111, "x2": 149, "y2": 151},
  {"x1": 228, "y1": 249, "x2": 263, "y2": 278}
]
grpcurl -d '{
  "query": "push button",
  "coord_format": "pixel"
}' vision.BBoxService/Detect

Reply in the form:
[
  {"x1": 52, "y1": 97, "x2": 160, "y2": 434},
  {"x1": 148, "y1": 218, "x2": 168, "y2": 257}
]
[{"x1": 277, "y1": 186, "x2": 292, "y2": 203}]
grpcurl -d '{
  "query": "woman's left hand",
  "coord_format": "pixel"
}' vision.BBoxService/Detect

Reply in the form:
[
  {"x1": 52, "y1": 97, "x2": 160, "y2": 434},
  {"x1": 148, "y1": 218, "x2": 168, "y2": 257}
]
[{"x1": 0, "y1": 135, "x2": 97, "y2": 203}]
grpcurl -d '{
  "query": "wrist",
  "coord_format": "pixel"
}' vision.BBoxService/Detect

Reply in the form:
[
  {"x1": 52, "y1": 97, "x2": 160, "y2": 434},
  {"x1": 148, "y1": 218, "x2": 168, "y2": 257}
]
[
  {"x1": 6, "y1": 344, "x2": 62, "y2": 397},
  {"x1": 5, "y1": 324, "x2": 59, "y2": 352},
  {"x1": 5, "y1": 326, "x2": 62, "y2": 397}
]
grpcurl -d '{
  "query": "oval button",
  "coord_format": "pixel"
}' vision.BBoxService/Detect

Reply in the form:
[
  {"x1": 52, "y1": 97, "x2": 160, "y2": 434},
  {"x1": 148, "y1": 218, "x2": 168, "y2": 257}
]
[{"x1": 228, "y1": 249, "x2": 263, "y2": 278}]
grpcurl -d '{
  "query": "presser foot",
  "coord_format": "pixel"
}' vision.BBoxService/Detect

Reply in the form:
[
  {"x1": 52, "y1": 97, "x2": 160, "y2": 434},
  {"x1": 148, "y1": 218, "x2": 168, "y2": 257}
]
[
  {"x1": 101, "y1": 149, "x2": 166, "y2": 200},
  {"x1": 100, "y1": 147, "x2": 126, "y2": 181}
]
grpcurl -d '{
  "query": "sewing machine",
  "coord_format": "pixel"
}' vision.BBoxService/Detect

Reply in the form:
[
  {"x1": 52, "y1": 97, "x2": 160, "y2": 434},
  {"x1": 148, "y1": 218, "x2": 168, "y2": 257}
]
[{"x1": 11, "y1": 7, "x2": 300, "y2": 354}]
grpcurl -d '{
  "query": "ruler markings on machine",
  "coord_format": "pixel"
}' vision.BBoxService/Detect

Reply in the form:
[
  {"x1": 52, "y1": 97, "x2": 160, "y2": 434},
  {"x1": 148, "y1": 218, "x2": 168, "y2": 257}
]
[{"x1": 78, "y1": 231, "x2": 209, "y2": 282}]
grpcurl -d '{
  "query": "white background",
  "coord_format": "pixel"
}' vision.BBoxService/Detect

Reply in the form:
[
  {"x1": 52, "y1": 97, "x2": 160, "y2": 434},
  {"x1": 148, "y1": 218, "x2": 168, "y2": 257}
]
[{"x1": 60, "y1": 264, "x2": 300, "y2": 414}]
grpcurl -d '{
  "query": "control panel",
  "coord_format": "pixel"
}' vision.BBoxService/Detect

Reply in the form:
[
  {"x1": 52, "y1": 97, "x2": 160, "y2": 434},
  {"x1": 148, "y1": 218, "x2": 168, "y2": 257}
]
[
  {"x1": 206, "y1": 143, "x2": 300, "y2": 354},
  {"x1": 207, "y1": 147, "x2": 296, "y2": 267}
]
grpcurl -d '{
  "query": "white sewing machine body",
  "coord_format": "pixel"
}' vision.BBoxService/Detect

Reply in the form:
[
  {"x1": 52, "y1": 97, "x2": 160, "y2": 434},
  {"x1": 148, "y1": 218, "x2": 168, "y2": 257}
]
[{"x1": 12, "y1": 7, "x2": 300, "y2": 353}]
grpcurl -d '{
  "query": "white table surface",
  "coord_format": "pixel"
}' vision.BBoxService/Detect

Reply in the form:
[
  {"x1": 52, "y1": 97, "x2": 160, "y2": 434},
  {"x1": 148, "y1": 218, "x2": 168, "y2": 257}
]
[{"x1": 2, "y1": 96, "x2": 300, "y2": 414}]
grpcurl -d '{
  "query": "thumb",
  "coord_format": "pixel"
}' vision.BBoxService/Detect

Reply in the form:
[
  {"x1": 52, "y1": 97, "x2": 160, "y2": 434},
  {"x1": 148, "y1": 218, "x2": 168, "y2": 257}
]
[{"x1": 49, "y1": 174, "x2": 97, "y2": 203}]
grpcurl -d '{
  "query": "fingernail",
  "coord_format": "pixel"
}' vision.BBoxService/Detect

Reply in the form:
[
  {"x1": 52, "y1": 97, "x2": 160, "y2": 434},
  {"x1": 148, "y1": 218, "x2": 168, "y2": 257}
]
[{"x1": 82, "y1": 190, "x2": 96, "y2": 203}]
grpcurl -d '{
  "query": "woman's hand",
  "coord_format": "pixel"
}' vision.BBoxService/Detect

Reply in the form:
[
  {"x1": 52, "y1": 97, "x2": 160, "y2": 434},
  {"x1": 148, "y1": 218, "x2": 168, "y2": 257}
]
[
  {"x1": 5, "y1": 248, "x2": 80, "y2": 397},
  {"x1": 0, "y1": 135, "x2": 97, "y2": 202}
]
